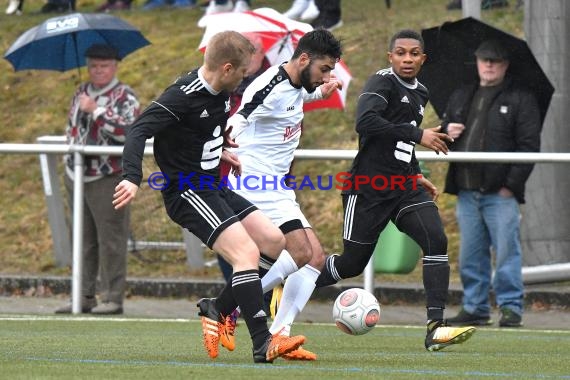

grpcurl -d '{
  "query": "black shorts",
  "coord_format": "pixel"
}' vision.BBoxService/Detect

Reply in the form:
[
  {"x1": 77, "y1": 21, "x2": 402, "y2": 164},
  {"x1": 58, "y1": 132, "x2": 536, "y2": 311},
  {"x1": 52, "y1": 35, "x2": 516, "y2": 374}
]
[
  {"x1": 342, "y1": 189, "x2": 436, "y2": 245},
  {"x1": 163, "y1": 187, "x2": 257, "y2": 248}
]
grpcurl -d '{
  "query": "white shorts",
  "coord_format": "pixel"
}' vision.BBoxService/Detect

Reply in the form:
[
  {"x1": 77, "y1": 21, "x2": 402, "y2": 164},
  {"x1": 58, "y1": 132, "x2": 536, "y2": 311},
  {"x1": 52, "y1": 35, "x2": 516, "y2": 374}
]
[{"x1": 228, "y1": 173, "x2": 311, "y2": 229}]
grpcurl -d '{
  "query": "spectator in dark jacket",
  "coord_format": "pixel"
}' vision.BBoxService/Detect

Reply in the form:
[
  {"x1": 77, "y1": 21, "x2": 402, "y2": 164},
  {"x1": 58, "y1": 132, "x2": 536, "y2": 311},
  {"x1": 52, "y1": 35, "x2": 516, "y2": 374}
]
[
  {"x1": 442, "y1": 40, "x2": 542, "y2": 328},
  {"x1": 40, "y1": 0, "x2": 74, "y2": 13}
]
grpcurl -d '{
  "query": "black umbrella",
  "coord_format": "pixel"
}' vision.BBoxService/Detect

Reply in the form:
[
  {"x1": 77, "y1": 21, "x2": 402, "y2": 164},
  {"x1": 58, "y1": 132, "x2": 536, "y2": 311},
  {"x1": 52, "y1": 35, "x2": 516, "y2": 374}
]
[
  {"x1": 418, "y1": 17, "x2": 554, "y2": 125},
  {"x1": 4, "y1": 12, "x2": 150, "y2": 75}
]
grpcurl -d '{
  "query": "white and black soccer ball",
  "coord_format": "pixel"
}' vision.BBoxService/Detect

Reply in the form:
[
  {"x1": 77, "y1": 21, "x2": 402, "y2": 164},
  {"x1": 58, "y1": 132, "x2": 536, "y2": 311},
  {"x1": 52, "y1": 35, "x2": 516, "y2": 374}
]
[{"x1": 332, "y1": 288, "x2": 381, "y2": 335}]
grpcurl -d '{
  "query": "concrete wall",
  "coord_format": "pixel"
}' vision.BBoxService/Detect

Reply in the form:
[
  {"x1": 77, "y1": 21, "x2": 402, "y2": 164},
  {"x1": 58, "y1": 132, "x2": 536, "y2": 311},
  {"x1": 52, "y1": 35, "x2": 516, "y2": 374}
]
[{"x1": 521, "y1": 0, "x2": 570, "y2": 265}]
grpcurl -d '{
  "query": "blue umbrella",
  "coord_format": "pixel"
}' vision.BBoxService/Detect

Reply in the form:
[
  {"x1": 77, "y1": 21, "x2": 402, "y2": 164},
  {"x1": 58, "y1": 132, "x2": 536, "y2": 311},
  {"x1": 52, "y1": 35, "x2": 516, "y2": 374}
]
[{"x1": 4, "y1": 12, "x2": 150, "y2": 72}]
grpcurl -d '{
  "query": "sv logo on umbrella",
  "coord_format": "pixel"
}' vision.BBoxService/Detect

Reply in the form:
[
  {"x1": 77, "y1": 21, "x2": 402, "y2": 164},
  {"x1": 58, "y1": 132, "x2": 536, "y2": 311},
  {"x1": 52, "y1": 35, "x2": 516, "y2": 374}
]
[{"x1": 46, "y1": 17, "x2": 79, "y2": 34}]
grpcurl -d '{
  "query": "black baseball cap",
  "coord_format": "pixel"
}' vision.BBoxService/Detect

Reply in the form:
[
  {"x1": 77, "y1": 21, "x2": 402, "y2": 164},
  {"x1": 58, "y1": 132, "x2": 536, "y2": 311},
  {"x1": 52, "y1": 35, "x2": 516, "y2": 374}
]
[
  {"x1": 474, "y1": 40, "x2": 509, "y2": 61},
  {"x1": 85, "y1": 44, "x2": 120, "y2": 60}
]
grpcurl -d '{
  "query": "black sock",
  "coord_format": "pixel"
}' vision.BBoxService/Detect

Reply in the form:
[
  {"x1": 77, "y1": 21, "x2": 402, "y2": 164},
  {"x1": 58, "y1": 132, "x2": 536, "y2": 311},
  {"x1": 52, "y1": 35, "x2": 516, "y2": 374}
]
[
  {"x1": 231, "y1": 270, "x2": 270, "y2": 349},
  {"x1": 258, "y1": 253, "x2": 276, "y2": 279},
  {"x1": 396, "y1": 206, "x2": 449, "y2": 322},
  {"x1": 426, "y1": 319, "x2": 443, "y2": 332},
  {"x1": 315, "y1": 255, "x2": 340, "y2": 288},
  {"x1": 423, "y1": 261, "x2": 450, "y2": 321},
  {"x1": 215, "y1": 257, "x2": 277, "y2": 317},
  {"x1": 215, "y1": 281, "x2": 237, "y2": 318}
]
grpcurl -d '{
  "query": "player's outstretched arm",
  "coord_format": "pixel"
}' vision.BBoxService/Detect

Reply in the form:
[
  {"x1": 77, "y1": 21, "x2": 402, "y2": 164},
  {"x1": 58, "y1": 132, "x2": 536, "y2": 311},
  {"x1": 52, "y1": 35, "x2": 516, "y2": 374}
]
[
  {"x1": 420, "y1": 126, "x2": 454, "y2": 155},
  {"x1": 113, "y1": 180, "x2": 139, "y2": 210}
]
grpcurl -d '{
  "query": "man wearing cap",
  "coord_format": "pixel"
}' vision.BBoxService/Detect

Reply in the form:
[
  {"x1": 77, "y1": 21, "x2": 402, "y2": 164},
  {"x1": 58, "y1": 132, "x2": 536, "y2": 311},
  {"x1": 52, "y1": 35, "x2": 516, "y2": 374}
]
[
  {"x1": 56, "y1": 44, "x2": 140, "y2": 315},
  {"x1": 441, "y1": 40, "x2": 541, "y2": 327}
]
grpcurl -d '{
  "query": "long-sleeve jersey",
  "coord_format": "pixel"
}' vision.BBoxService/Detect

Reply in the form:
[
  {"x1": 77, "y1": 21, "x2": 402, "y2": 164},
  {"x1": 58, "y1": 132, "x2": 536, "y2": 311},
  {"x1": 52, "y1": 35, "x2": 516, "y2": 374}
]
[
  {"x1": 347, "y1": 67, "x2": 428, "y2": 198},
  {"x1": 228, "y1": 64, "x2": 322, "y2": 177},
  {"x1": 121, "y1": 68, "x2": 231, "y2": 194}
]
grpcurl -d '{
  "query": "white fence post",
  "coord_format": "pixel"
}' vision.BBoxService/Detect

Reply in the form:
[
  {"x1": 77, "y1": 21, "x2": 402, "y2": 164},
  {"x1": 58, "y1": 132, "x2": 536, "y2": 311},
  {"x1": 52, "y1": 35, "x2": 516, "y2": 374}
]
[{"x1": 71, "y1": 149, "x2": 84, "y2": 315}]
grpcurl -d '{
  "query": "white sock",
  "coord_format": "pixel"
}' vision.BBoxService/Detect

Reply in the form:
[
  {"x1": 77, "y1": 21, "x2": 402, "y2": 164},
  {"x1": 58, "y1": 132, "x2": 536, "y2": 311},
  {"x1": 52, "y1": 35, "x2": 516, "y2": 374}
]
[
  {"x1": 269, "y1": 264, "x2": 320, "y2": 335},
  {"x1": 261, "y1": 250, "x2": 298, "y2": 293}
]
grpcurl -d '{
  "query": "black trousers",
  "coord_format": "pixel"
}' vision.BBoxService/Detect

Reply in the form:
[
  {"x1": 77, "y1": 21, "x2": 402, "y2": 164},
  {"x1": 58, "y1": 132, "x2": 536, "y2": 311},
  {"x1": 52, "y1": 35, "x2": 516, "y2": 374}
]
[{"x1": 315, "y1": 0, "x2": 341, "y2": 20}]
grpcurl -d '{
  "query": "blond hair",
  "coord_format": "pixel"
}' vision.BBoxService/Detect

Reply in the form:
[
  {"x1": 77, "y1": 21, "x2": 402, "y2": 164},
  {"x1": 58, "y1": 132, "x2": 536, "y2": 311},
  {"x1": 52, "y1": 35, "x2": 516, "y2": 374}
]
[{"x1": 204, "y1": 31, "x2": 256, "y2": 70}]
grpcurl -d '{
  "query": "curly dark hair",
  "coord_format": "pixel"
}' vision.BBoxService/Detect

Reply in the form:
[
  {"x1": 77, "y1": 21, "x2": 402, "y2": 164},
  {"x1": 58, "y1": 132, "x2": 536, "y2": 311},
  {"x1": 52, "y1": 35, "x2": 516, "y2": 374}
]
[
  {"x1": 292, "y1": 28, "x2": 343, "y2": 62},
  {"x1": 389, "y1": 29, "x2": 424, "y2": 51}
]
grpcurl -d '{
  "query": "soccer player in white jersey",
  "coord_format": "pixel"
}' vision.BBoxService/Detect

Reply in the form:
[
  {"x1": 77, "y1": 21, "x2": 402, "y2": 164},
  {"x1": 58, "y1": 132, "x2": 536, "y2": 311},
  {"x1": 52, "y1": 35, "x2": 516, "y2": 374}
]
[{"x1": 222, "y1": 28, "x2": 343, "y2": 360}]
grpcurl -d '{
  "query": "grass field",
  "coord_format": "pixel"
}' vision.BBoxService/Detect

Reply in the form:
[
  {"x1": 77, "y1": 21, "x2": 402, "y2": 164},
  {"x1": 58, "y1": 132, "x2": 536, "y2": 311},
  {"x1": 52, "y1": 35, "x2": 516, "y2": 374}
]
[{"x1": 1, "y1": 315, "x2": 569, "y2": 379}]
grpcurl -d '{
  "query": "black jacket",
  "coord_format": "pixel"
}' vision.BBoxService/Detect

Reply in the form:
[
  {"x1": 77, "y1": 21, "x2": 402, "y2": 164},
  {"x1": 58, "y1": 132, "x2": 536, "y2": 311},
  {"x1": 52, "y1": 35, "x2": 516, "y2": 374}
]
[{"x1": 441, "y1": 77, "x2": 541, "y2": 203}]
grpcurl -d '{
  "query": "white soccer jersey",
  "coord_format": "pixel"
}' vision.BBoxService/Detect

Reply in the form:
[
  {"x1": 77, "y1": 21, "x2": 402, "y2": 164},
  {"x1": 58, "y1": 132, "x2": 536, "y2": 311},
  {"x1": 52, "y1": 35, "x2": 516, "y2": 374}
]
[{"x1": 228, "y1": 64, "x2": 322, "y2": 177}]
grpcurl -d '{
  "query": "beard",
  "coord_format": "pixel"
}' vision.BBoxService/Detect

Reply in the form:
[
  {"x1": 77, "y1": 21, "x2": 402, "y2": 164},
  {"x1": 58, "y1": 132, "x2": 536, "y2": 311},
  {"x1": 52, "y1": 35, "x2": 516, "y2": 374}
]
[{"x1": 300, "y1": 63, "x2": 317, "y2": 93}]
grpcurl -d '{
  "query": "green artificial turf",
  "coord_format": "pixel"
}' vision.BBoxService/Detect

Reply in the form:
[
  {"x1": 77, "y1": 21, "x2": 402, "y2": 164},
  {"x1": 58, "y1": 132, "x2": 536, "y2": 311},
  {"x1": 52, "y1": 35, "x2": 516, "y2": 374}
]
[{"x1": 1, "y1": 316, "x2": 568, "y2": 379}]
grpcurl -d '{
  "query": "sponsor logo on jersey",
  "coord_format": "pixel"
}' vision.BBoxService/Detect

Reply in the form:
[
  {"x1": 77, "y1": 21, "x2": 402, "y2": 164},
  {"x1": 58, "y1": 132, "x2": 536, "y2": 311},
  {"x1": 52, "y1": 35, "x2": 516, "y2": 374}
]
[
  {"x1": 419, "y1": 104, "x2": 425, "y2": 116},
  {"x1": 400, "y1": 95, "x2": 409, "y2": 103},
  {"x1": 200, "y1": 109, "x2": 209, "y2": 118},
  {"x1": 283, "y1": 122, "x2": 302, "y2": 142},
  {"x1": 225, "y1": 100, "x2": 231, "y2": 113},
  {"x1": 287, "y1": 105, "x2": 295, "y2": 111}
]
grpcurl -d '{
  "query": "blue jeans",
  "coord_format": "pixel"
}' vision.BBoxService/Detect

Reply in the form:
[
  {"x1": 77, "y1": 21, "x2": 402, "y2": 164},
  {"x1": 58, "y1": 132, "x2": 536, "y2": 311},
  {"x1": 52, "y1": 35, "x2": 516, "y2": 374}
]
[{"x1": 456, "y1": 190, "x2": 524, "y2": 316}]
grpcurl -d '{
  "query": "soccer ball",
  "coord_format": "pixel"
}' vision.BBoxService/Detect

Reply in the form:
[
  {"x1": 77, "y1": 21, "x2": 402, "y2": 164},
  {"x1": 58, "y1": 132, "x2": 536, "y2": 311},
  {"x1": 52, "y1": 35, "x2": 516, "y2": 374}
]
[{"x1": 332, "y1": 288, "x2": 381, "y2": 335}]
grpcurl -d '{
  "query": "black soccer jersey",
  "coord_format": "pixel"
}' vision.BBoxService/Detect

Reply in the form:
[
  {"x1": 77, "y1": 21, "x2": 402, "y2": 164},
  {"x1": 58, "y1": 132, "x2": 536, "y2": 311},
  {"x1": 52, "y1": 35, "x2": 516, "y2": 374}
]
[
  {"x1": 122, "y1": 69, "x2": 231, "y2": 194},
  {"x1": 346, "y1": 67, "x2": 428, "y2": 199}
]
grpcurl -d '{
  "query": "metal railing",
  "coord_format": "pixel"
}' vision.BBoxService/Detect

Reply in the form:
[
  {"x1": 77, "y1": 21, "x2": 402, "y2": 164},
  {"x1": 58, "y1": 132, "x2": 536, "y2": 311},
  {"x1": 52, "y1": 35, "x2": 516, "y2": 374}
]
[
  {"x1": 1, "y1": 139, "x2": 570, "y2": 312},
  {"x1": 35, "y1": 136, "x2": 205, "y2": 270}
]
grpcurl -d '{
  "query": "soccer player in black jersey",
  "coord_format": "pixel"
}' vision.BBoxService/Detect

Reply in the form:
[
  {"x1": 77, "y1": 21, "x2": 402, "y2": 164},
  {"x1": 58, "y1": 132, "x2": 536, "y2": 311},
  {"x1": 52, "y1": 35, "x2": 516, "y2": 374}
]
[
  {"x1": 315, "y1": 29, "x2": 477, "y2": 351},
  {"x1": 113, "y1": 31, "x2": 305, "y2": 363}
]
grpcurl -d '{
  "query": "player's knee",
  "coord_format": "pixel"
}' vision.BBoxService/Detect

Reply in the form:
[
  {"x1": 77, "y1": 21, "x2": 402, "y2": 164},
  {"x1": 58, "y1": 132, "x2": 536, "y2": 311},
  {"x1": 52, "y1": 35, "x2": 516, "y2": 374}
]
[
  {"x1": 258, "y1": 229, "x2": 286, "y2": 258},
  {"x1": 290, "y1": 245, "x2": 313, "y2": 267},
  {"x1": 309, "y1": 248, "x2": 326, "y2": 270},
  {"x1": 269, "y1": 231, "x2": 287, "y2": 254},
  {"x1": 435, "y1": 233, "x2": 448, "y2": 253},
  {"x1": 427, "y1": 230, "x2": 448, "y2": 255}
]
